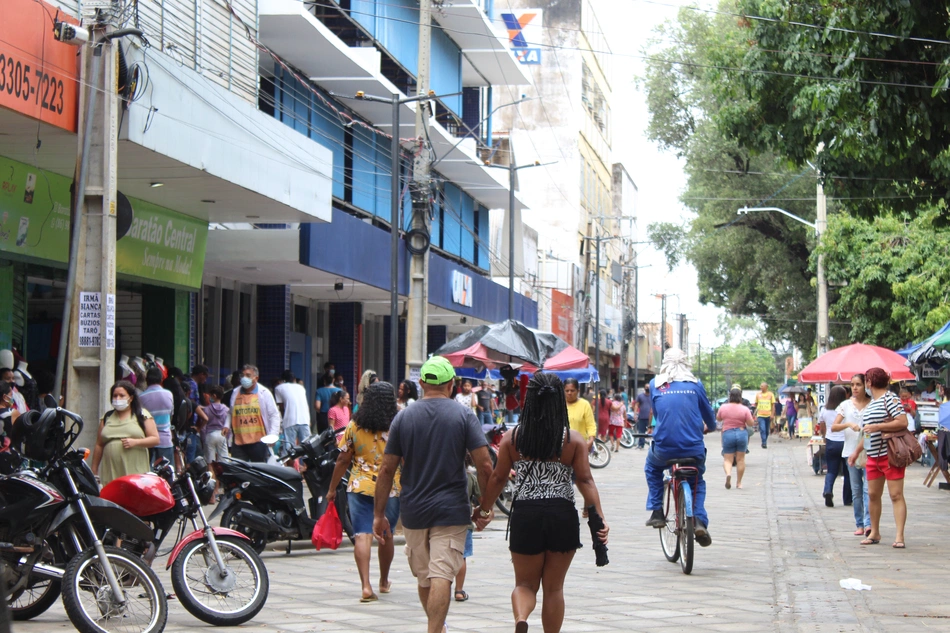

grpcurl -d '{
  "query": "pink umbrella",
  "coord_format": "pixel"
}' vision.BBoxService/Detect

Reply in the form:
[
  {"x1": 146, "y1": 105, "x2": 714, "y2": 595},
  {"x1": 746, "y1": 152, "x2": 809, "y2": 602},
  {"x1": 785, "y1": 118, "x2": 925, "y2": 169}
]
[{"x1": 798, "y1": 343, "x2": 915, "y2": 383}]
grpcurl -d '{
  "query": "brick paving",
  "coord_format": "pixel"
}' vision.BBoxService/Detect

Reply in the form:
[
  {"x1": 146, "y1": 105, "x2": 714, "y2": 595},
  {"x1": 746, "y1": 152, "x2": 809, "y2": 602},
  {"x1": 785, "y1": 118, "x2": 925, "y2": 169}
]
[{"x1": 17, "y1": 433, "x2": 950, "y2": 632}]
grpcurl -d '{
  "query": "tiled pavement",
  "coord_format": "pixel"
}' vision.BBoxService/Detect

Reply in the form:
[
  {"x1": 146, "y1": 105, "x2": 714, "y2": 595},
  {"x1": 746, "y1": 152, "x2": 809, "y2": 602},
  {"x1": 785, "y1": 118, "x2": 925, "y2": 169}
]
[{"x1": 18, "y1": 433, "x2": 950, "y2": 632}]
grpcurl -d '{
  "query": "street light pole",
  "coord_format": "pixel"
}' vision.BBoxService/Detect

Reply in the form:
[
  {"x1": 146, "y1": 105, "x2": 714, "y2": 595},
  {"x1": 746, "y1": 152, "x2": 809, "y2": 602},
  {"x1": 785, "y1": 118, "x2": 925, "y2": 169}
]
[
  {"x1": 345, "y1": 89, "x2": 460, "y2": 383},
  {"x1": 737, "y1": 205, "x2": 827, "y2": 356}
]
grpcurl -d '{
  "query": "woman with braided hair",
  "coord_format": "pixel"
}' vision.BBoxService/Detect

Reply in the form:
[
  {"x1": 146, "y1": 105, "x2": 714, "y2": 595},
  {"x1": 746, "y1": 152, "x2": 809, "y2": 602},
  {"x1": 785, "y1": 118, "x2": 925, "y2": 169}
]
[
  {"x1": 327, "y1": 381, "x2": 401, "y2": 601},
  {"x1": 478, "y1": 372, "x2": 609, "y2": 633}
]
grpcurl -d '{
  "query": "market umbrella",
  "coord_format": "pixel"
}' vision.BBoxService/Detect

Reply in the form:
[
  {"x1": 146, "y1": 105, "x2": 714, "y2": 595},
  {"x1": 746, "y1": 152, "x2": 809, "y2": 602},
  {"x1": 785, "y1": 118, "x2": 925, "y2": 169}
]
[
  {"x1": 897, "y1": 319, "x2": 950, "y2": 359},
  {"x1": 798, "y1": 343, "x2": 915, "y2": 383},
  {"x1": 455, "y1": 364, "x2": 601, "y2": 384},
  {"x1": 434, "y1": 320, "x2": 590, "y2": 372}
]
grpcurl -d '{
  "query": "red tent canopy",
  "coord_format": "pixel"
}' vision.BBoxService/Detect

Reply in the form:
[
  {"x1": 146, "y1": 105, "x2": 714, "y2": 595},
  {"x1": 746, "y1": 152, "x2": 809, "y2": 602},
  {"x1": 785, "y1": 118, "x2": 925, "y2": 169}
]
[
  {"x1": 441, "y1": 341, "x2": 590, "y2": 372},
  {"x1": 798, "y1": 343, "x2": 915, "y2": 383}
]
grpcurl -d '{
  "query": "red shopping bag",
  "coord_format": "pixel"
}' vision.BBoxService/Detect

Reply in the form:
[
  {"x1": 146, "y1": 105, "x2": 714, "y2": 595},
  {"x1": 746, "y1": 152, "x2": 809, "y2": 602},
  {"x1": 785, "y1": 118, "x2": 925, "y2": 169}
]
[{"x1": 312, "y1": 503, "x2": 343, "y2": 550}]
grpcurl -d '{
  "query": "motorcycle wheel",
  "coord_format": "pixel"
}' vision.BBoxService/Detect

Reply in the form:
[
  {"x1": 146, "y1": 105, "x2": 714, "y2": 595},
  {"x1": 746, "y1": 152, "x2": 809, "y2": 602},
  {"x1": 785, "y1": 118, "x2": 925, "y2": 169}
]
[
  {"x1": 171, "y1": 536, "x2": 269, "y2": 626},
  {"x1": 9, "y1": 575, "x2": 61, "y2": 621},
  {"x1": 220, "y1": 502, "x2": 268, "y2": 554},
  {"x1": 61, "y1": 545, "x2": 167, "y2": 633}
]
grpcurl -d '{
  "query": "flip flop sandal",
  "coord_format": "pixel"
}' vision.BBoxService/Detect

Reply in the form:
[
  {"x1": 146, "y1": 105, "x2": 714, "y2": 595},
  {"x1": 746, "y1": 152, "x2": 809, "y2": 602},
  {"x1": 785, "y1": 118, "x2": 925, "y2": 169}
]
[
  {"x1": 454, "y1": 590, "x2": 469, "y2": 602},
  {"x1": 892, "y1": 542, "x2": 905, "y2": 549},
  {"x1": 853, "y1": 528, "x2": 865, "y2": 536},
  {"x1": 860, "y1": 538, "x2": 880, "y2": 545},
  {"x1": 360, "y1": 594, "x2": 379, "y2": 603}
]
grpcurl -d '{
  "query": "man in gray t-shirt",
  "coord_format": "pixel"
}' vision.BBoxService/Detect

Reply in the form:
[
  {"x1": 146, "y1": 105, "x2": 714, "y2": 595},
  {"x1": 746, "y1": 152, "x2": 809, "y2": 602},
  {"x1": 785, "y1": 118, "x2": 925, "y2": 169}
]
[{"x1": 374, "y1": 356, "x2": 492, "y2": 633}]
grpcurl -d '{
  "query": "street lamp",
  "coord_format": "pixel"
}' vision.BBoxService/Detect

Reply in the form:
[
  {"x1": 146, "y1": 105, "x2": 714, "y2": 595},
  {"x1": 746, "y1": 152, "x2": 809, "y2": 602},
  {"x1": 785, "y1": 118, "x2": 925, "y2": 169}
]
[
  {"x1": 737, "y1": 205, "x2": 827, "y2": 356},
  {"x1": 338, "y1": 89, "x2": 461, "y2": 384}
]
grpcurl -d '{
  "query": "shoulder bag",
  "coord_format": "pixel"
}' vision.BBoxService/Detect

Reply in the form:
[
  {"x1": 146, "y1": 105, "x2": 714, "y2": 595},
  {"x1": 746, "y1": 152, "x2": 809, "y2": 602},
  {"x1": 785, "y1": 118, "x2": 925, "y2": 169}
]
[{"x1": 881, "y1": 395, "x2": 923, "y2": 468}]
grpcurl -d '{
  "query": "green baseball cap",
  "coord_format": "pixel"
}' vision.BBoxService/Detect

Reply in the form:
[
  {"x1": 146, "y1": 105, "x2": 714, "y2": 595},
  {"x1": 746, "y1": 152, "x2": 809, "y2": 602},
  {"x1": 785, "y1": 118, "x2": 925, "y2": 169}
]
[{"x1": 420, "y1": 356, "x2": 456, "y2": 385}]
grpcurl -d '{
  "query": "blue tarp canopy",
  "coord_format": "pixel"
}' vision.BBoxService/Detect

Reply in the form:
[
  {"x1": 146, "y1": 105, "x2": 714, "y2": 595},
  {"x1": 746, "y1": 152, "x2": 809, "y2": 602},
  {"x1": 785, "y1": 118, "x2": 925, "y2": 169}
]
[
  {"x1": 896, "y1": 319, "x2": 950, "y2": 363},
  {"x1": 455, "y1": 365, "x2": 600, "y2": 384}
]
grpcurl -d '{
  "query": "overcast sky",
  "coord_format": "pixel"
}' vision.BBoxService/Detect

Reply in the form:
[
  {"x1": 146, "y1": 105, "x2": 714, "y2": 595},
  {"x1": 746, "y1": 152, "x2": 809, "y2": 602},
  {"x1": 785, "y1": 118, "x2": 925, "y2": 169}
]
[{"x1": 599, "y1": 0, "x2": 725, "y2": 350}]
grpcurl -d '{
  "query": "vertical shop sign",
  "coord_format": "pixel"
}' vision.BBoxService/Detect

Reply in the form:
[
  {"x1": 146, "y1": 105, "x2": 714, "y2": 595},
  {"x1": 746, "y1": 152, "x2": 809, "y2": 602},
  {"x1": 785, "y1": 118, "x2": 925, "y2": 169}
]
[
  {"x1": 78, "y1": 292, "x2": 101, "y2": 347},
  {"x1": 501, "y1": 10, "x2": 543, "y2": 64},
  {"x1": 104, "y1": 293, "x2": 116, "y2": 350},
  {"x1": 451, "y1": 271, "x2": 473, "y2": 307}
]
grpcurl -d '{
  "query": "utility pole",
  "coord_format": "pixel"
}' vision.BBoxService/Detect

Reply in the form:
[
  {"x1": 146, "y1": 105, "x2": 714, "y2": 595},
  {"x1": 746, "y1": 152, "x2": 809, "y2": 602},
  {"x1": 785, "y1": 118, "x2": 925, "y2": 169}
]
[
  {"x1": 60, "y1": 23, "x2": 120, "y2": 449},
  {"x1": 595, "y1": 234, "x2": 601, "y2": 385},
  {"x1": 816, "y1": 179, "x2": 828, "y2": 357},
  {"x1": 405, "y1": 0, "x2": 432, "y2": 381},
  {"x1": 633, "y1": 264, "x2": 639, "y2": 393},
  {"x1": 657, "y1": 294, "x2": 667, "y2": 352}
]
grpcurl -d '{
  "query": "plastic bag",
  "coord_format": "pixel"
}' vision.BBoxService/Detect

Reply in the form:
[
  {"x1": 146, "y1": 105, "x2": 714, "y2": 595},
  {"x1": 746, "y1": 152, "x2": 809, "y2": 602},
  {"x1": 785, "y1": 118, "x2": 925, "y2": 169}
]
[
  {"x1": 839, "y1": 578, "x2": 871, "y2": 591},
  {"x1": 312, "y1": 502, "x2": 343, "y2": 550}
]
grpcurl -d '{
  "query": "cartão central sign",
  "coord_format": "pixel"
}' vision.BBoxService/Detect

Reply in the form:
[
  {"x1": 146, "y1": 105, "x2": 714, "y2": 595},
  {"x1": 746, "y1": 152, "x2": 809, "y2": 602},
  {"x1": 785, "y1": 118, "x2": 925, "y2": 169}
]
[{"x1": 451, "y1": 270, "x2": 473, "y2": 307}]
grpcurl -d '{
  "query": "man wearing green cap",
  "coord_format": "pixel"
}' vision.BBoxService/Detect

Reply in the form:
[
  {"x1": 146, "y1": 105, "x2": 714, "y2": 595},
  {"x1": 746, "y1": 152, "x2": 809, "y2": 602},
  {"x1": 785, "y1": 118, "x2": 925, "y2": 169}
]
[{"x1": 374, "y1": 356, "x2": 493, "y2": 633}]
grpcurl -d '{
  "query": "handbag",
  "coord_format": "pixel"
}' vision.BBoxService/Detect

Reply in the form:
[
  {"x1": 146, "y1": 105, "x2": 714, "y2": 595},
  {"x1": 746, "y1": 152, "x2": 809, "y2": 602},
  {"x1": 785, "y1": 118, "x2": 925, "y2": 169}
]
[
  {"x1": 884, "y1": 429, "x2": 922, "y2": 469},
  {"x1": 311, "y1": 502, "x2": 343, "y2": 550}
]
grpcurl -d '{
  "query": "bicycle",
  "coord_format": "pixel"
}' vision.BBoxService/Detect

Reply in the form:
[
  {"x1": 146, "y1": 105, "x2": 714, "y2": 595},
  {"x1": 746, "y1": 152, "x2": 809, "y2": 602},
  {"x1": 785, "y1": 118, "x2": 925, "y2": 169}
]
[
  {"x1": 588, "y1": 438, "x2": 611, "y2": 468},
  {"x1": 620, "y1": 427, "x2": 636, "y2": 449},
  {"x1": 659, "y1": 457, "x2": 700, "y2": 574}
]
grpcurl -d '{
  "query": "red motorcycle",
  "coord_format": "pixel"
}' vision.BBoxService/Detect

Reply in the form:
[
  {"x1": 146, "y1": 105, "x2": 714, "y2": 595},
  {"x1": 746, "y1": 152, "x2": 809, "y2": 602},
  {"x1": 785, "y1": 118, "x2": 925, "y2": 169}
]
[{"x1": 100, "y1": 458, "x2": 269, "y2": 626}]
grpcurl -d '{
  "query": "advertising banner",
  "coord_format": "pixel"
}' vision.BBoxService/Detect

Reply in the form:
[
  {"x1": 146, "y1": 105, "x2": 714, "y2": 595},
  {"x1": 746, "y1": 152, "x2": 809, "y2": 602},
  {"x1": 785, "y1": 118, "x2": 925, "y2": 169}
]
[
  {"x1": 0, "y1": 155, "x2": 208, "y2": 288},
  {"x1": 1, "y1": 0, "x2": 80, "y2": 132},
  {"x1": 551, "y1": 289, "x2": 574, "y2": 344},
  {"x1": 500, "y1": 9, "x2": 543, "y2": 65}
]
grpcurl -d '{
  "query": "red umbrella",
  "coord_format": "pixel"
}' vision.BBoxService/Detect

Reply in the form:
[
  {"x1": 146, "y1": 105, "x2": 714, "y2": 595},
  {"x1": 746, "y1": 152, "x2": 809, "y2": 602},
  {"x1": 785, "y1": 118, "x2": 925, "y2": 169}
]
[{"x1": 798, "y1": 343, "x2": 915, "y2": 383}]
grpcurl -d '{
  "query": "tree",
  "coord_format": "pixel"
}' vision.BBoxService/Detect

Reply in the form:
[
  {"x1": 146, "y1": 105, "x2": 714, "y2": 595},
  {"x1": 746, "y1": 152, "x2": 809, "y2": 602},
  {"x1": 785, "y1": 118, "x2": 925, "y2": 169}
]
[
  {"x1": 817, "y1": 201, "x2": 950, "y2": 349},
  {"x1": 695, "y1": 341, "x2": 784, "y2": 400}
]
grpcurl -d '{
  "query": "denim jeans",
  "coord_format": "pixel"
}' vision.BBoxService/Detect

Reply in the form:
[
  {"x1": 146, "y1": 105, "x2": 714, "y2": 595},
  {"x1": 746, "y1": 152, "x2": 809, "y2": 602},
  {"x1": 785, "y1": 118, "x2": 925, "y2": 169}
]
[
  {"x1": 478, "y1": 410, "x2": 494, "y2": 428},
  {"x1": 645, "y1": 446, "x2": 708, "y2": 527},
  {"x1": 757, "y1": 417, "x2": 770, "y2": 446},
  {"x1": 636, "y1": 418, "x2": 650, "y2": 448},
  {"x1": 787, "y1": 414, "x2": 797, "y2": 437},
  {"x1": 183, "y1": 431, "x2": 201, "y2": 465},
  {"x1": 823, "y1": 439, "x2": 852, "y2": 504},
  {"x1": 847, "y1": 463, "x2": 870, "y2": 529}
]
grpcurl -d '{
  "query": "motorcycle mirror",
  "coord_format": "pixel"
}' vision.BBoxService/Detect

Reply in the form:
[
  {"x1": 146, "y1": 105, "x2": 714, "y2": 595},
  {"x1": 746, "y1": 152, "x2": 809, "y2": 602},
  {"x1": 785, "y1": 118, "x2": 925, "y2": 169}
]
[{"x1": 261, "y1": 434, "x2": 279, "y2": 446}]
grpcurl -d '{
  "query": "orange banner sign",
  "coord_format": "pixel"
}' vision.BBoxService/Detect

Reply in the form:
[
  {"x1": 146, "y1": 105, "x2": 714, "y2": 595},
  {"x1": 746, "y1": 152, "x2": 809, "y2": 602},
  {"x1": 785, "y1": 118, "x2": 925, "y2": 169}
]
[{"x1": 0, "y1": 0, "x2": 80, "y2": 132}]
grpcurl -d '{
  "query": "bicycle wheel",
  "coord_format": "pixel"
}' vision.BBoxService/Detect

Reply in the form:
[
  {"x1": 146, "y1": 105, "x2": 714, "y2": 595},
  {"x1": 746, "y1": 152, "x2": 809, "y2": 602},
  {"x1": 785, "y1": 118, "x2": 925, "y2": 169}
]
[
  {"x1": 678, "y1": 482, "x2": 694, "y2": 574},
  {"x1": 659, "y1": 480, "x2": 679, "y2": 563},
  {"x1": 620, "y1": 428, "x2": 635, "y2": 449},
  {"x1": 589, "y1": 439, "x2": 611, "y2": 469}
]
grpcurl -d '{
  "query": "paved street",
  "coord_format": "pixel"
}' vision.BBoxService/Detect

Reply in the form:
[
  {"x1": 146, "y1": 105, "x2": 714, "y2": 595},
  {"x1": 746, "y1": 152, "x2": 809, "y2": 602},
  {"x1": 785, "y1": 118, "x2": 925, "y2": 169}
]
[{"x1": 17, "y1": 433, "x2": 950, "y2": 633}]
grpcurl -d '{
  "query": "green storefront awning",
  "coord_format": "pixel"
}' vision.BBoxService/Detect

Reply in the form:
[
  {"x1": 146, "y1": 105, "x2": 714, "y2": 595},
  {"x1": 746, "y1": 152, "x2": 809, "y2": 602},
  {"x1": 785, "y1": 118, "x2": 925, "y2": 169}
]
[{"x1": 0, "y1": 154, "x2": 207, "y2": 289}]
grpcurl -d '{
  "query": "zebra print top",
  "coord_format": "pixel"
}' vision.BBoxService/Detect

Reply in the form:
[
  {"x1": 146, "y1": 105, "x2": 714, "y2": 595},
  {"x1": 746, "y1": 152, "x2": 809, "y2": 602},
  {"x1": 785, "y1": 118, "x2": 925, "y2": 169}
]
[{"x1": 514, "y1": 460, "x2": 575, "y2": 502}]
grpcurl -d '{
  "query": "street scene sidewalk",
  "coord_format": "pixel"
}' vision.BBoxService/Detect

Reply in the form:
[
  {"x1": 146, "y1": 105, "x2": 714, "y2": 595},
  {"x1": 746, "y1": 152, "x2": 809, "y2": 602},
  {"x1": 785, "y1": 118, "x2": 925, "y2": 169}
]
[{"x1": 16, "y1": 433, "x2": 950, "y2": 633}]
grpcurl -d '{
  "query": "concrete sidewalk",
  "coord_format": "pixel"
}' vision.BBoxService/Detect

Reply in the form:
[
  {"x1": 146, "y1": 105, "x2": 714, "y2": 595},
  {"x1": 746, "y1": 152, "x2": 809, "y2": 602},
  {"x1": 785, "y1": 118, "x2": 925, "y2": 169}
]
[{"x1": 16, "y1": 433, "x2": 950, "y2": 632}]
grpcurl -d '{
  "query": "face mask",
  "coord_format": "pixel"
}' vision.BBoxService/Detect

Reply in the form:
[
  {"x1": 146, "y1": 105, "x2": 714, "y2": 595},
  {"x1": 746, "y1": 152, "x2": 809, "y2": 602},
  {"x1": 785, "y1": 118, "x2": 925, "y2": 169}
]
[
  {"x1": 865, "y1": 387, "x2": 872, "y2": 396},
  {"x1": 329, "y1": 369, "x2": 335, "y2": 376},
  {"x1": 112, "y1": 399, "x2": 130, "y2": 411},
  {"x1": 240, "y1": 376, "x2": 254, "y2": 389}
]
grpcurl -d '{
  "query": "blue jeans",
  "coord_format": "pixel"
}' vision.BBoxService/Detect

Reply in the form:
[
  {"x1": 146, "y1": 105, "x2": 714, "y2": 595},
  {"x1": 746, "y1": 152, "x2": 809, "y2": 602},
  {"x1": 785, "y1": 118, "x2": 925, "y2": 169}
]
[
  {"x1": 478, "y1": 411, "x2": 494, "y2": 428},
  {"x1": 757, "y1": 417, "x2": 770, "y2": 446},
  {"x1": 645, "y1": 446, "x2": 708, "y2": 527},
  {"x1": 150, "y1": 446, "x2": 175, "y2": 466},
  {"x1": 183, "y1": 432, "x2": 201, "y2": 465},
  {"x1": 636, "y1": 418, "x2": 650, "y2": 447},
  {"x1": 823, "y1": 439, "x2": 852, "y2": 504},
  {"x1": 281, "y1": 424, "x2": 311, "y2": 457},
  {"x1": 847, "y1": 463, "x2": 870, "y2": 529},
  {"x1": 787, "y1": 414, "x2": 797, "y2": 437}
]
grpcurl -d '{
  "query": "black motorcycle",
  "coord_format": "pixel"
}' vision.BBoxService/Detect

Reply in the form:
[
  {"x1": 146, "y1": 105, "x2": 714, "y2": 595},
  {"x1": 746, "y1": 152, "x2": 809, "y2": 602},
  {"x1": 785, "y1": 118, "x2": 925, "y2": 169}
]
[
  {"x1": 209, "y1": 428, "x2": 354, "y2": 553},
  {"x1": 0, "y1": 407, "x2": 167, "y2": 633}
]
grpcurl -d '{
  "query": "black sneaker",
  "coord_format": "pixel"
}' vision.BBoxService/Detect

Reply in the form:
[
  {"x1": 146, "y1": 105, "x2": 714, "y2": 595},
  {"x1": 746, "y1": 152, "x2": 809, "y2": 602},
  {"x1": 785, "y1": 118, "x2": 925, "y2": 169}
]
[
  {"x1": 824, "y1": 493, "x2": 834, "y2": 508},
  {"x1": 646, "y1": 509, "x2": 666, "y2": 528},
  {"x1": 694, "y1": 521, "x2": 712, "y2": 547}
]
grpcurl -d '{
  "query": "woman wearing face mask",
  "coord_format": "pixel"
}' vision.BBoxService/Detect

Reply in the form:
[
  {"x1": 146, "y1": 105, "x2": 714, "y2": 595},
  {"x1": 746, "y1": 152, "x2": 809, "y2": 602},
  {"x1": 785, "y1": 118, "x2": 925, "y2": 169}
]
[{"x1": 91, "y1": 381, "x2": 159, "y2": 485}]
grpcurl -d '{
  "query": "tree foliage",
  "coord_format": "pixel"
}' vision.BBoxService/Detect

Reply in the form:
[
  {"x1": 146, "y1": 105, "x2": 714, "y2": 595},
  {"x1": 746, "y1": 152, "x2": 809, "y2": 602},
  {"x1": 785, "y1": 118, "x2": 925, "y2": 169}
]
[
  {"x1": 694, "y1": 341, "x2": 784, "y2": 400},
  {"x1": 818, "y1": 202, "x2": 950, "y2": 349},
  {"x1": 640, "y1": 0, "x2": 950, "y2": 351}
]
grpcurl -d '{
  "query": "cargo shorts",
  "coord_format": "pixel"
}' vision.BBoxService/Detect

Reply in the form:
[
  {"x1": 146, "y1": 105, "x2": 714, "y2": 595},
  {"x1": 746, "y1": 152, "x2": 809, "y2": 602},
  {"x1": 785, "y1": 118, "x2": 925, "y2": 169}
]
[{"x1": 402, "y1": 524, "x2": 468, "y2": 588}]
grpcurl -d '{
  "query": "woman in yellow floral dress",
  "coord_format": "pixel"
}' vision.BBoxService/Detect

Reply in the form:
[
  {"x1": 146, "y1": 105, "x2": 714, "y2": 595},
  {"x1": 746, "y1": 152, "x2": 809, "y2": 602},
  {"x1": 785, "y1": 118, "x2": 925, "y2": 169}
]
[{"x1": 328, "y1": 381, "x2": 401, "y2": 602}]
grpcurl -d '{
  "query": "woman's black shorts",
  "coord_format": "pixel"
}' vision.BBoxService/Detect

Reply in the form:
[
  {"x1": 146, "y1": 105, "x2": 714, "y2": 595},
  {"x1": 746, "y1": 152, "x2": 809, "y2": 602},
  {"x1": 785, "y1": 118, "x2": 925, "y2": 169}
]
[{"x1": 509, "y1": 498, "x2": 582, "y2": 555}]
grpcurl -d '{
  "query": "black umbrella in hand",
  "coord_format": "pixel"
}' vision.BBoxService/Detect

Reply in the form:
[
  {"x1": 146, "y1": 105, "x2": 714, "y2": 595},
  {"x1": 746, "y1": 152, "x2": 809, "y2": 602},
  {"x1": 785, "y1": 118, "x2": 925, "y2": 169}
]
[{"x1": 586, "y1": 506, "x2": 609, "y2": 567}]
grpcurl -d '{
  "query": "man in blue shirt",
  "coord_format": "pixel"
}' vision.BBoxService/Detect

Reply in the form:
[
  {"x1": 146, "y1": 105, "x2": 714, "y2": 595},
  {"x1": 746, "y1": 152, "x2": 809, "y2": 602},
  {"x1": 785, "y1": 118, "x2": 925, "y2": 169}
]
[
  {"x1": 634, "y1": 385, "x2": 652, "y2": 449},
  {"x1": 314, "y1": 374, "x2": 341, "y2": 433},
  {"x1": 138, "y1": 368, "x2": 175, "y2": 464},
  {"x1": 644, "y1": 349, "x2": 717, "y2": 546}
]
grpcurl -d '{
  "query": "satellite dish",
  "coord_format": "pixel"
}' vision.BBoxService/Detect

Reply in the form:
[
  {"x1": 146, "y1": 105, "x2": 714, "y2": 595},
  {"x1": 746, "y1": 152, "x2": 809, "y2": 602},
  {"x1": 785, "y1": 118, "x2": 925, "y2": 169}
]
[{"x1": 116, "y1": 191, "x2": 133, "y2": 240}]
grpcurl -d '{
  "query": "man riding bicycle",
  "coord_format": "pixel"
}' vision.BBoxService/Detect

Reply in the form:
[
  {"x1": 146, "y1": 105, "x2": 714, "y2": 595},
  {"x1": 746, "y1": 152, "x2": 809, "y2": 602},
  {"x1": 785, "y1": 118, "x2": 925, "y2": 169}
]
[{"x1": 644, "y1": 348, "x2": 717, "y2": 546}]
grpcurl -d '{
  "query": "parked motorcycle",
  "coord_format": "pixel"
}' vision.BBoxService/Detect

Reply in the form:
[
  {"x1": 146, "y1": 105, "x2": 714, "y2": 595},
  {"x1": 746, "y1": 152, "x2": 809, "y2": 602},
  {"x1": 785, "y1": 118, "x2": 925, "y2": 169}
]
[
  {"x1": 100, "y1": 457, "x2": 269, "y2": 626},
  {"x1": 0, "y1": 407, "x2": 167, "y2": 633},
  {"x1": 209, "y1": 428, "x2": 354, "y2": 553}
]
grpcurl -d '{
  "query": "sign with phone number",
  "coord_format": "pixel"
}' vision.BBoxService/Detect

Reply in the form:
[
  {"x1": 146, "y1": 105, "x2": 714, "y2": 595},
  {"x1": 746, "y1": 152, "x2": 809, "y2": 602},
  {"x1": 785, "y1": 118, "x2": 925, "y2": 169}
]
[{"x1": 0, "y1": 0, "x2": 79, "y2": 132}]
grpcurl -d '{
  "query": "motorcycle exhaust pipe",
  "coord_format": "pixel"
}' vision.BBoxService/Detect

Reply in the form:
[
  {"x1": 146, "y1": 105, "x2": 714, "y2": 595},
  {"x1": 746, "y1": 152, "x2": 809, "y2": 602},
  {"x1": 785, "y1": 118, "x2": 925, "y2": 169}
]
[
  {"x1": 31, "y1": 563, "x2": 65, "y2": 580},
  {"x1": 235, "y1": 508, "x2": 290, "y2": 535}
]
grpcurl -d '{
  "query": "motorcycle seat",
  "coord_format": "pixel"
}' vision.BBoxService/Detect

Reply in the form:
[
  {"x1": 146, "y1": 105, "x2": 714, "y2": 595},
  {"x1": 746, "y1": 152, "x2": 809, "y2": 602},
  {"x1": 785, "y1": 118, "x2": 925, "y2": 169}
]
[{"x1": 246, "y1": 462, "x2": 302, "y2": 482}]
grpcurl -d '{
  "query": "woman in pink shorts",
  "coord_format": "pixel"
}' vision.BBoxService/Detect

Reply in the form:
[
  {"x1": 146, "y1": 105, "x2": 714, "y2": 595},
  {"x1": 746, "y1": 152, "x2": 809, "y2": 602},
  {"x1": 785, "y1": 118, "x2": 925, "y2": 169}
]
[{"x1": 850, "y1": 367, "x2": 909, "y2": 549}]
